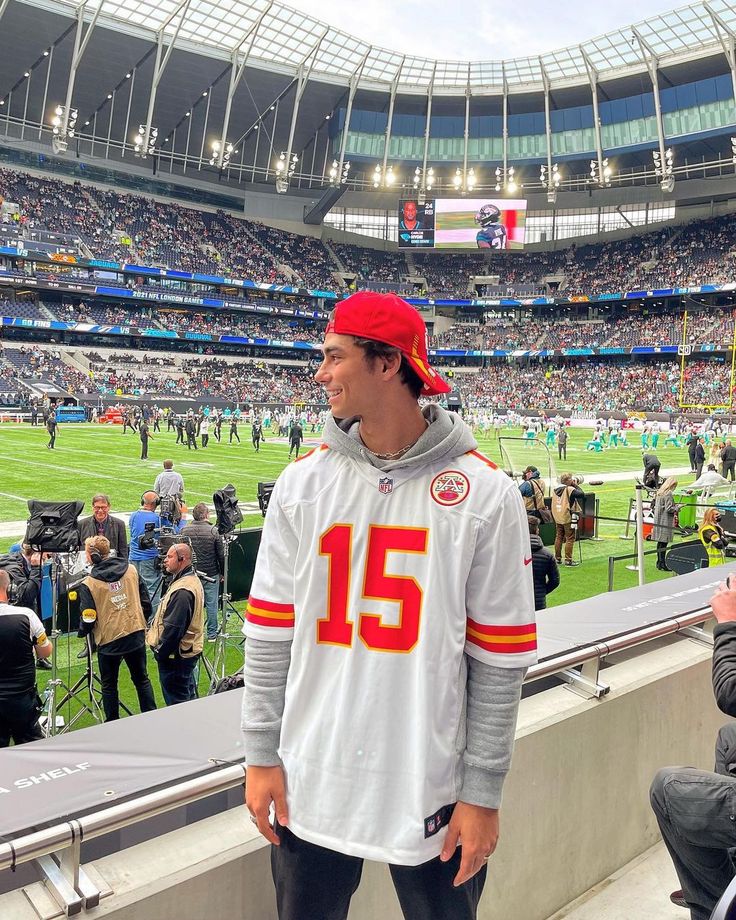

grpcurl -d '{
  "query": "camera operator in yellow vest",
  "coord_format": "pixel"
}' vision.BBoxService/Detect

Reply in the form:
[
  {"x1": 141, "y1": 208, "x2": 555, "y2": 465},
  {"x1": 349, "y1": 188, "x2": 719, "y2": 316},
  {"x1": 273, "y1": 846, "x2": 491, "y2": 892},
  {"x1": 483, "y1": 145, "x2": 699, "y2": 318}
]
[
  {"x1": 78, "y1": 536, "x2": 157, "y2": 722},
  {"x1": 146, "y1": 543, "x2": 204, "y2": 706}
]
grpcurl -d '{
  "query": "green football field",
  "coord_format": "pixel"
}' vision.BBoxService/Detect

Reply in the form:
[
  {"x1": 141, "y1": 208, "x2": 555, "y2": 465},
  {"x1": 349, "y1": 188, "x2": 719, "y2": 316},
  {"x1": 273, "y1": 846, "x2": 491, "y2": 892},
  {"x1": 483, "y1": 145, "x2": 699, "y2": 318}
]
[{"x1": 0, "y1": 420, "x2": 705, "y2": 734}]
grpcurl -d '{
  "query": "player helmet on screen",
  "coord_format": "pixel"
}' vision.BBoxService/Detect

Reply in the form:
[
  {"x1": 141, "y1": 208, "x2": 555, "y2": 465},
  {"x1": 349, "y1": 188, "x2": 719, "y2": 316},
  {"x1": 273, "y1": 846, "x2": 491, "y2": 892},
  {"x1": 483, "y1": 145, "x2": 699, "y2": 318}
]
[{"x1": 474, "y1": 203, "x2": 502, "y2": 227}]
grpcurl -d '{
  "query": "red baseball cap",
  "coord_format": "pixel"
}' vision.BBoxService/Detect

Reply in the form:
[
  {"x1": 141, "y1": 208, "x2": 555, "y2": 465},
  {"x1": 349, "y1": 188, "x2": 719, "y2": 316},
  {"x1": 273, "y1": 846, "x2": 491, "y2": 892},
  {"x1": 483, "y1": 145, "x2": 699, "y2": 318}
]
[{"x1": 325, "y1": 291, "x2": 451, "y2": 397}]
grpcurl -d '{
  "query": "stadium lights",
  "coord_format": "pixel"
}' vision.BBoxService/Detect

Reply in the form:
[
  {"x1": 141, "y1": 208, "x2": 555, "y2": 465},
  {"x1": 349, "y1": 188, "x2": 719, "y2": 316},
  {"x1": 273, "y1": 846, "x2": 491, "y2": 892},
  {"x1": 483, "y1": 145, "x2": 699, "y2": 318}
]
[
  {"x1": 372, "y1": 164, "x2": 397, "y2": 189},
  {"x1": 589, "y1": 158, "x2": 612, "y2": 188},
  {"x1": 452, "y1": 167, "x2": 477, "y2": 193},
  {"x1": 652, "y1": 147, "x2": 674, "y2": 193},
  {"x1": 413, "y1": 166, "x2": 434, "y2": 202},
  {"x1": 328, "y1": 158, "x2": 350, "y2": 187},
  {"x1": 133, "y1": 123, "x2": 158, "y2": 158},
  {"x1": 209, "y1": 140, "x2": 234, "y2": 168},
  {"x1": 49, "y1": 104, "x2": 78, "y2": 154},
  {"x1": 495, "y1": 165, "x2": 519, "y2": 195},
  {"x1": 276, "y1": 151, "x2": 299, "y2": 194},
  {"x1": 540, "y1": 164, "x2": 561, "y2": 204}
]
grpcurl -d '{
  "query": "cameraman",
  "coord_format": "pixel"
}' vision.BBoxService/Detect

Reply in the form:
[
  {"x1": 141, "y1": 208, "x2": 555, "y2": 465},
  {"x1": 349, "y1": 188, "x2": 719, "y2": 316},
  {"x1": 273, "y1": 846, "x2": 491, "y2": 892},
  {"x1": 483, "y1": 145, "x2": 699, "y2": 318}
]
[
  {"x1": 551, "y1": 473, "x2": 585, "y2": 567},
  {"x1": 154, "y1": 460, "x2": 184, "y2": 500},
  {"x1": 0, "y1": 570, "x2": 52, "y2": 747},
  {"x1": 129, "y1": 491, "x2": 181, "y2": 608},
  {"x1": 181, "y1": 503, "x2": 223, "y2": 640},
  {"x1": 77, "y1": 536, "x2": 156, "y2": 721},
  {"x1": 146, "y1": 543, "x2": 204, "y2": 706},
  {"x1": 0, "y1": 542, "x2": 43, "y2": 615}
]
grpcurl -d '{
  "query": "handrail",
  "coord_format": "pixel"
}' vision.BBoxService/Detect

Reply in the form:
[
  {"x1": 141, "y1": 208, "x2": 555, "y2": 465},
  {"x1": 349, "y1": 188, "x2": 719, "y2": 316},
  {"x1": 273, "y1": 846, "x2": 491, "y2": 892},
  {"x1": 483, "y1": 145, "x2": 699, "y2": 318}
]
[
  {"x1": 0, "y1": 763, "x2": 246, "y2": 873},
  {"x1": 526, "y1": 605, "x2": 712, "y2": 682}
]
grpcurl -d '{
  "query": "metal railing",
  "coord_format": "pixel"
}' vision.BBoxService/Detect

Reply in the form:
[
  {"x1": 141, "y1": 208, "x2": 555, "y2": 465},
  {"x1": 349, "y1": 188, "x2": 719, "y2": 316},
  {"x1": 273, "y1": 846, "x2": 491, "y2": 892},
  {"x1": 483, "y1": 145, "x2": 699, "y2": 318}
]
[{"x1": 0, "y1": 763, "x2": 247, "y2": 914}]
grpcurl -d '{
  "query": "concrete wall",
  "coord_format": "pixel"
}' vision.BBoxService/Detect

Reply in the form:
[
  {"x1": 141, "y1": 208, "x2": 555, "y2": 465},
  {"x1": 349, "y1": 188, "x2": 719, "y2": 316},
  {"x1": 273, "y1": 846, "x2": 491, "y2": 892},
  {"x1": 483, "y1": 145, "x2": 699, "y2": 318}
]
[{"x1": 0, "y1": 636, "x2": 724, "y2": 920}]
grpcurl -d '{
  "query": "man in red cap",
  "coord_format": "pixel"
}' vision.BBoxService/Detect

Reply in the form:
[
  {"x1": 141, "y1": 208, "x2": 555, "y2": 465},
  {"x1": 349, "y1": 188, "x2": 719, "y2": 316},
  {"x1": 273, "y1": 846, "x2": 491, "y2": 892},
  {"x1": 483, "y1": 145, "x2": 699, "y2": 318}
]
[{"x1": 242, "y1": 291, "x2": 536, "y2": 919}]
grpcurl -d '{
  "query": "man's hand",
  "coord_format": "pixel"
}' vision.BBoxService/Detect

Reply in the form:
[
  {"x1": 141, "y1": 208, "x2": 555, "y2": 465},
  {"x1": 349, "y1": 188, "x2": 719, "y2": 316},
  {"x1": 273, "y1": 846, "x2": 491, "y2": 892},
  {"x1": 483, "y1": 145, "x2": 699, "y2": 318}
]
[
  {"x1": 245, "y1": 765, "x2": 288, "y2": 846},
  {"x1": 439, "y1": 802, "x2": 499, "y2": 887},
  {"x1": 711, "y1": 579, "x2": 736, "y2": 624}
]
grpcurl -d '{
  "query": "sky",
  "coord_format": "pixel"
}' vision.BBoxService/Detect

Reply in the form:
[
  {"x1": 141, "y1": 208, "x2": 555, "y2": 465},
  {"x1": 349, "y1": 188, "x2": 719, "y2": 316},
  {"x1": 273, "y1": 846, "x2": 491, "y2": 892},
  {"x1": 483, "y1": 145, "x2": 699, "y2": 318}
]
[{"x1": 283, "y1": 0, "x2": 685, "y2": 60}]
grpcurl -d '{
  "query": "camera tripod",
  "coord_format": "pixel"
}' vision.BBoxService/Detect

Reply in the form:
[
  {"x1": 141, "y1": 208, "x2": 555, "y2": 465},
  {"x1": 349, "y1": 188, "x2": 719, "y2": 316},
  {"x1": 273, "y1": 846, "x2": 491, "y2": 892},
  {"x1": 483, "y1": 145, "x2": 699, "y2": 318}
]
[
  {"x1": 43, "y1": 555, "x2": 113, "y2": 735},
  {"x1": 201, "y1": 534, "x2": 244, "y2": 693}
]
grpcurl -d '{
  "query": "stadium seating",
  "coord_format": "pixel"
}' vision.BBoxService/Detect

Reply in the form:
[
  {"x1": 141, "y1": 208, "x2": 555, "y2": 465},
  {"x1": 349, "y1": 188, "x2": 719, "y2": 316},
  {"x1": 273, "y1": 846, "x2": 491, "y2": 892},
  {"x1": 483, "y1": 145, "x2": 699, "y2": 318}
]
[{"x1": 3, "y1": 166, "x2": 736, "y2": 297}]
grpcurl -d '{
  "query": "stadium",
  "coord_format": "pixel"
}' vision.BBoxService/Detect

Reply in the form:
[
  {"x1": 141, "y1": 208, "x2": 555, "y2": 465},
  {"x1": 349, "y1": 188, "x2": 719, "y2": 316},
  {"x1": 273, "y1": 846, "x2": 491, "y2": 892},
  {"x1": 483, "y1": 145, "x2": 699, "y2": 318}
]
[{"x1": 0, "y1": 0, "x2": 735, "y2": 916}]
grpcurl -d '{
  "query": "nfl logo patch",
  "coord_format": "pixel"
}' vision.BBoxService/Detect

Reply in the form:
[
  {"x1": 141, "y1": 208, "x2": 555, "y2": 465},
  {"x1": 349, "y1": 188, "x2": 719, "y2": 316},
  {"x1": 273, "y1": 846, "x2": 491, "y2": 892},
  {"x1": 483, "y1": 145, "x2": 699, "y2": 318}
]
[
  {"x1": 109, "y1": 581, "x2": 121, "y2": 591},
  {"x1": 427, "y1": 817, "x2": 436, "y2": 833},
  {"x1": 378, "y1": 477, "x2": 393, "y2": 494}
]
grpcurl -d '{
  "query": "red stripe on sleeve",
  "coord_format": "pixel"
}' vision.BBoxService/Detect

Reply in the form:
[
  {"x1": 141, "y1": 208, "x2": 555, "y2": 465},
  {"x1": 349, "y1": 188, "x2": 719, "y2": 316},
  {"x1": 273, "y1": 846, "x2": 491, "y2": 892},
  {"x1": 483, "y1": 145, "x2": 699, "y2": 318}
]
[
  {"x1": 247, "y1": 596, "x2": 295, "y2": 614},
  {"x1": 467, "y1": 618, "x2": 536, "y2": 637}
]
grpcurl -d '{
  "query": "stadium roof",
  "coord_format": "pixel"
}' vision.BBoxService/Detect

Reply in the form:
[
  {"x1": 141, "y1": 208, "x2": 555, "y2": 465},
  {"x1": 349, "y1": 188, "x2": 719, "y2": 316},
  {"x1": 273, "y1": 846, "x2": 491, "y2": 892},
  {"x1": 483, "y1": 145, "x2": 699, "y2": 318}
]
[{"x1": 29, "y1": 0, "x2": 736, "y2": 93}]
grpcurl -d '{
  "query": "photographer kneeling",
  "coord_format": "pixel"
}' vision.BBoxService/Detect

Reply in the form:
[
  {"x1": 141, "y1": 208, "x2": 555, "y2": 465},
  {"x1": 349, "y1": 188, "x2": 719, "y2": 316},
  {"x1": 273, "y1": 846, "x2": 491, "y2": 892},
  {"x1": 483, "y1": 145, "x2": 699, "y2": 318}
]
[
  {"x1": 78, "y1": 536, "x2": 157, "y2": 722},
  {"x1": 146, "y1": 543, "x2": 204, "y2": 706},
  {"x1": 551, "y1": 473, "x2": 585, "y2": 567}
]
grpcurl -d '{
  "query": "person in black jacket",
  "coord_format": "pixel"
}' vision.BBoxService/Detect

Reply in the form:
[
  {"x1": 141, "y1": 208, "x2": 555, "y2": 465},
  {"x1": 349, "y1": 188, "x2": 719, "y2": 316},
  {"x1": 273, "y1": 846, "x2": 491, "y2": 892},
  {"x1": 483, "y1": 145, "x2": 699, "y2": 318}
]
[
  {"x1": 527, "y1": 516, "x2": 559, "y2": 611},
  {"x1": 721, "y1": 440, "x2": 736, "y2": 481},
  {"x1": 651, "y1": 577, "x2": 736, "y2": 918},
  {"x1": 694, "y1": 437, "x2": 706, "y2": 480},
  {"x1": 642, "y1": 453, "x2": 662, "y2": 490},
  {"x1": 78, "y1": 494, "x2": 129, "y2": 560},
  {"x1": 180, "y1": 503, "x2": 223, "y2": 640}
]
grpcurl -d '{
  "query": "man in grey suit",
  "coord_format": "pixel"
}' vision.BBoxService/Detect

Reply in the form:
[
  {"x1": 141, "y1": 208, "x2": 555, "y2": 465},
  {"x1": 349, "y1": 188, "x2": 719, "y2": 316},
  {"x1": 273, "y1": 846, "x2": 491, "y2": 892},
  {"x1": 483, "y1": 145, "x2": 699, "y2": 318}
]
[{"x1": 78, "y1": 494, "x2": 129, "y2": 560}]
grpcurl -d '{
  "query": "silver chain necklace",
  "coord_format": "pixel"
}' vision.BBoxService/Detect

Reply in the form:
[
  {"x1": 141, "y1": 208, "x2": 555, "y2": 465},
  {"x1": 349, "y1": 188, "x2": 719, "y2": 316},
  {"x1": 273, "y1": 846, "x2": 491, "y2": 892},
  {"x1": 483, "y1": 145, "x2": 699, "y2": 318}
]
[{"x1": 364, "y1": 419, "x2": 429, "y2": 460}]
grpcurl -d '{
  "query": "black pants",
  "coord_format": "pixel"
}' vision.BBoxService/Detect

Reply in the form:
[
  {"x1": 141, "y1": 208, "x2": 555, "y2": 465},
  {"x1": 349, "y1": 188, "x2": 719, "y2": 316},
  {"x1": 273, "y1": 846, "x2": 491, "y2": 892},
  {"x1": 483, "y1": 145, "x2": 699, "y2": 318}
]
[
  {"x1": 47, "y1": 430, "x2": 56, "y2": 449},
  {"x1": 153, "y1": 420, "x2": 160, "y2": 432},
  {"x1": 186, "y1": 433, "x2": 197, "y2": 450},
  {"x1": 0, "y1": 688, "x2": 44, "y2": 747},
  {"x1": 724, "y1": 461, "x2": 736, "y2": 481},
  {"x1": 140, "y1": 438, "x2": 148, "y2": 460},
  {"x1": 656, "y1": 540, "x2": 669, "y2": 569},
  {"x1": 271, "y1": 822, "x2": 486, "y2": 920},
  {"x1": 167, "y1": 419, "x2": 174, "y2": 431},
  {"x1": 253, "y1": 436, "x2": 261, "y2": 452},
  {"x1": 97, "y1": 645, "x2": 156, "y2": 721},
  {"x1": 176, "y1": 430, "x2": 184, "y2": 443},
  {"x1": 215, "y1": 427, "x2": 221, "y2": 442},
  {"x1": 230, "y1": 429, "x2": 240, "y2": 443},
  {"x1": 651, "y1": 723, "x2": 736, "y2": 920},
  {"x1": 688, "y1": 449, "x2": 697, "y2": 471},
  {"x1": 558, "y1": 443, "x2": 567, "y2": 460},
  {"x1": 157, "y1": 656, "x2": 198, "y2": 706},
  {"x1": 289, "y1": 440, "x2": 301, "y2": 458}
]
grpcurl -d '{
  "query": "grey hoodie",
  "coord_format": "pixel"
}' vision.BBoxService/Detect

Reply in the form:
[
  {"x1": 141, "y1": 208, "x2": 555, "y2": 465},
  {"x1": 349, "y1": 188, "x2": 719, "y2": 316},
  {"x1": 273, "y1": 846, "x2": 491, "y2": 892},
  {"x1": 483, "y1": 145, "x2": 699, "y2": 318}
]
[{"x1": 242, "y1": 404, "x2": 526, "y2": 812}]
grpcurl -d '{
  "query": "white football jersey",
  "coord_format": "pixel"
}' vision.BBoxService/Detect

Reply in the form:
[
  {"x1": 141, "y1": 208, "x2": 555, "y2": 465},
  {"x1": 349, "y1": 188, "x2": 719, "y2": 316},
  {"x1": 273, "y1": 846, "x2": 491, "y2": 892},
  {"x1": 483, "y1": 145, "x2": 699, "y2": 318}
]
[{"x1": 243, "y1": 444, "x2": 537, "y2": 865}]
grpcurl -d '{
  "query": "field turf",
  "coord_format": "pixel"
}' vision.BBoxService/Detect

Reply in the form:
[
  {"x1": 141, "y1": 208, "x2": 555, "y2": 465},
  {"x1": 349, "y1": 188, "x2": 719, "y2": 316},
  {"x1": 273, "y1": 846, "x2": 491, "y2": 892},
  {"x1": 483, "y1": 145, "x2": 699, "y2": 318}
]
[{"x1": 0, "y1": 420, "x2": 702, "y2": 733}]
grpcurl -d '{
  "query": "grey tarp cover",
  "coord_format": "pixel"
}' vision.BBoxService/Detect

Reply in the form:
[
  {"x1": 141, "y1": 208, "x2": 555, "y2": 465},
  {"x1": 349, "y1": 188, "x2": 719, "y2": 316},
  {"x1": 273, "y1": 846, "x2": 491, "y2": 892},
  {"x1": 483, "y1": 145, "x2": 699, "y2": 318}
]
[{"x1": 0, "y1": 689, "x2": 244, "y2": 839}]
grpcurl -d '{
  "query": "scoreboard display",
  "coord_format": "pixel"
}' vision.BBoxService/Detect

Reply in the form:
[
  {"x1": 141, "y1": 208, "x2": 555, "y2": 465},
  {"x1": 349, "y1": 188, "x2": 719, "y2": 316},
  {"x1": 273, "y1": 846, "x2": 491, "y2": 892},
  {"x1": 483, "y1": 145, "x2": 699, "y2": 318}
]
[{"x1": 398, "y1": 197, "x2": 527, "y2": 250}]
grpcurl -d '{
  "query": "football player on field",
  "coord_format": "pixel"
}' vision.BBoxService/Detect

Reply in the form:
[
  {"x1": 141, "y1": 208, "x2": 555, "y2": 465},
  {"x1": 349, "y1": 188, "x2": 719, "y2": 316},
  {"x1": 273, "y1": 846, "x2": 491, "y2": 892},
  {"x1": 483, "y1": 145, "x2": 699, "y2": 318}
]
[{"x1": 242, "y1": 291, "x2": 536, "y2": 920}]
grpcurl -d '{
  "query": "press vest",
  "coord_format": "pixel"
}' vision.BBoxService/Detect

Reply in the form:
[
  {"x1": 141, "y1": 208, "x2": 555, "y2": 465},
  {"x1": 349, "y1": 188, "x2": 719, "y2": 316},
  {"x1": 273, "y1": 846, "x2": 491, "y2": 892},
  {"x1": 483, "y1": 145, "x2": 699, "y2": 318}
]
[
  {"x1": 700, "y1": 523, "x2": 726, "y2": 567},
  {"x1": 146, "y1": 573, "x2": 204, "y2": 658},
  {"x1": 83, "y1": 565, "x2": 146, "y2": 648},
  {"x1": 551, "y1": 486, "x2": 578, "y2": 525}
]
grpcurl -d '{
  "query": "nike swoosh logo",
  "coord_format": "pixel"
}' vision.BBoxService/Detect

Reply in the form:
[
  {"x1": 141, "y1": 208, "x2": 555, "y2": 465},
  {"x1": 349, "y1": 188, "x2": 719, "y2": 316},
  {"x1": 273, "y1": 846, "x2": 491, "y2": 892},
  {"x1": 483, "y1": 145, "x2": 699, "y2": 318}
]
[{"x1": 524, "y1": 557, "x2": 532, "y2": 566}]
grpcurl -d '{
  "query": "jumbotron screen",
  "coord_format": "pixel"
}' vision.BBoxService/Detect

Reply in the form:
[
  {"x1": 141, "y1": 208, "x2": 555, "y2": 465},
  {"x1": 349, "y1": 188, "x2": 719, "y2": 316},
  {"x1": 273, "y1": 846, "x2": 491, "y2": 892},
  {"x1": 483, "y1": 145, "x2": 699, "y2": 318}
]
[{"x1": 397, "y1": 198, "x2": 527, "y2": 250}]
